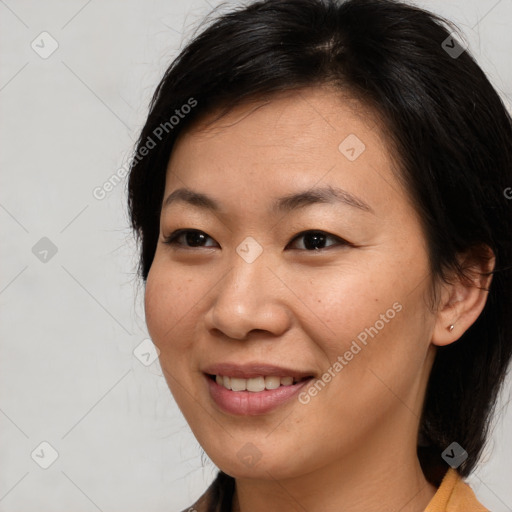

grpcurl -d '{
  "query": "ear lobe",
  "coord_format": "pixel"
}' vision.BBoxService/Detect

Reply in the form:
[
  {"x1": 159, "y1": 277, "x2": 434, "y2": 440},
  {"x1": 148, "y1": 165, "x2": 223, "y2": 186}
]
[{"x1": 431, "y1": 246, "x2": 495, "y2": 347}]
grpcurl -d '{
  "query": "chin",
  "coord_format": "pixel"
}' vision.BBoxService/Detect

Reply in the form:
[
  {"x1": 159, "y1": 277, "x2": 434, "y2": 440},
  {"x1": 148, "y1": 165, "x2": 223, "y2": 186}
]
[{"x1": 208, "y1": 447, "x2": 307, "y2": 481}]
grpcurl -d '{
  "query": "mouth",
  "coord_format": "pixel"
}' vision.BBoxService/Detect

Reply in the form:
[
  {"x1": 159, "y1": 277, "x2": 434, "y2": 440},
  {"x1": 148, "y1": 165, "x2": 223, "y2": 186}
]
[
  {"x1": 206, "y1": 373, "x2": 312, "y2": 392},
  {"x1": 204, "y1": 372, "x2": 315, "y2": 415}
]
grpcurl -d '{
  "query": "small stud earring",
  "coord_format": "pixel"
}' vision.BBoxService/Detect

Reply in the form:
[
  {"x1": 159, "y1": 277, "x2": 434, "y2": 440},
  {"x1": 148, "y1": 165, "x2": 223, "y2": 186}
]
[{"x1": 448, "y1": 324, "x2": 455, "y2": 332}]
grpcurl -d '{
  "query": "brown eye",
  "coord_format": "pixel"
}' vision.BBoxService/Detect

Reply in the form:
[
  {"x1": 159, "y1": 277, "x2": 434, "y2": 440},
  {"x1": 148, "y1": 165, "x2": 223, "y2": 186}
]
[
  {"x1": 287, "y1": 230, "x2": 350, "y2": 251},
  {"x1": 163, "y1": 229, "x2": 218, "y2": 248}
]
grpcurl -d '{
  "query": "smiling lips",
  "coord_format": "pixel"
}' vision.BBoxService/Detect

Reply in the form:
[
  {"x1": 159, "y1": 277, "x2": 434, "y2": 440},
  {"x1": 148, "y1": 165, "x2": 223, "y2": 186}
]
[
  {"x1": 214, "y1": 374, "x2": 307, "y2": 392},
  {"x1": 203, "y1": 363, "x2": 315, "y2": 415}
]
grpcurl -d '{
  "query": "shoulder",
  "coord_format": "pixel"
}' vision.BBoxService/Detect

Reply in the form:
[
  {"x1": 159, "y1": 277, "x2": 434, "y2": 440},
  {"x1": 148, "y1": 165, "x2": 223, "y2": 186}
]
[
  {"x1": 178, "y1": 495, "x2": 210, "y2": 512},
  {"x1": 179, "y1": 470, "x2": 236, "y2": 512},
  {"x1": 424, "y1": 468, "x2": 491, "y2": 512},
  {"x1": 178, "y1": 476, "x2": 219, "y2": 512},
  {"x1": 178, "y1": 491, "x2": 212, "y2": 512}
]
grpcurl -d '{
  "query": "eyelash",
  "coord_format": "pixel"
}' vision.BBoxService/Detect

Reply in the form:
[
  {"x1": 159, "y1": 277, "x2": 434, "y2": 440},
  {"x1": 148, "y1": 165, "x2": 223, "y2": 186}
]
[{"x1": 162, "y1": 229, "x2": 352, "y2": 252}]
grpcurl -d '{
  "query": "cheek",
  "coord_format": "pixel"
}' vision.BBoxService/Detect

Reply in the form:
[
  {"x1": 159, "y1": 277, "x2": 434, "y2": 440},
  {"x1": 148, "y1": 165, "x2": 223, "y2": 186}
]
[
  {"x1": 300, "y1": 256, "x2": 431, "y2": 387},
  {"x1": 291, "y1": 261, "x2": 405, "y2": 354},
  {"x1": 144, "y1": 262, "x2": 201, "y2": 409},
  {"x1": 144, "y1": 260, "x2": 197, "y2": 355}
]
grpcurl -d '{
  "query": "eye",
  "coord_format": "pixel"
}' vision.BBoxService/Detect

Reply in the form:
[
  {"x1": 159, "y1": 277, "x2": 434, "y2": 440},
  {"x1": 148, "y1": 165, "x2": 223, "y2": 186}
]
[
  {"x1": 287, "y1": 230, "x2": 350, "y2": 251},
  {"x1": 162, "y1": 229, "x2": 350, "y2": 251},
  {"x1": 162, "y1": 229, "x2": 217, "y2": 249}
]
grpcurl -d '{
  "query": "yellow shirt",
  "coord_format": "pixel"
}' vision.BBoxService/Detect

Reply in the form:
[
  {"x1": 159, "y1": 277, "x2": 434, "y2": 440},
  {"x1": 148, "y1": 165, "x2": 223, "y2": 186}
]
[
  {"x1": 181, "y1": 467, "x2": 490, "y2": 511},
  {"x1": 424, "y1": 468, "x2": 489, "y2": 511}
]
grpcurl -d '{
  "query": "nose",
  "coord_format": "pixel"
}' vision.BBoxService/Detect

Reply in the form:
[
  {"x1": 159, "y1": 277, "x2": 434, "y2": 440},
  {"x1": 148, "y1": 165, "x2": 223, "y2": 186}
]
[{"x1": 204, "y1": 254, "x2": 292, "y2": 341}]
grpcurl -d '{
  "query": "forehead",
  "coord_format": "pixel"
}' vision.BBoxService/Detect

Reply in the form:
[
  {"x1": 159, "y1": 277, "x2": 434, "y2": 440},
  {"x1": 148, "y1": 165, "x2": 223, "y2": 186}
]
[
  {"x1": 164, "y1": 86, "x2": 405, "y2": 213},
  {"x1": 173, "y1": 86, "x2": 383, "y2": 157}
]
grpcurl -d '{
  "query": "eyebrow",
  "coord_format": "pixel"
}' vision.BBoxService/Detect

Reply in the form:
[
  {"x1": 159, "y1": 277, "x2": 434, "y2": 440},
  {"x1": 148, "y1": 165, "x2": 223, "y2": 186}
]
[{"x1": 162, "y1": 185, "x2": 374, "y2": 215}]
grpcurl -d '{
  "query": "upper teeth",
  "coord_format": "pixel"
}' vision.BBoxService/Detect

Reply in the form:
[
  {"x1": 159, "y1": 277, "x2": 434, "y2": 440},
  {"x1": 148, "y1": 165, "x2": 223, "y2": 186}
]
[{"x1": 215, "y1": 375, "x2": 299, "y2": 392}]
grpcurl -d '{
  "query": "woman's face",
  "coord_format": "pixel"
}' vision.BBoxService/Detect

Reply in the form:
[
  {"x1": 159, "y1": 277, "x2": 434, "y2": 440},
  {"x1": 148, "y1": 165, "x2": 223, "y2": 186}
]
[{"x1": 145, "y1": 86, "x2": 439, "y2": 480}]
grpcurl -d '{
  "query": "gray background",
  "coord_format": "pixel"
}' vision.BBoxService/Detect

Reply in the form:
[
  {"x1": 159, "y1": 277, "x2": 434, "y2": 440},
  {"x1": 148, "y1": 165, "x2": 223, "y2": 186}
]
[{"x1": 0, "y1": 0, "x2": 511, "y2": 511}]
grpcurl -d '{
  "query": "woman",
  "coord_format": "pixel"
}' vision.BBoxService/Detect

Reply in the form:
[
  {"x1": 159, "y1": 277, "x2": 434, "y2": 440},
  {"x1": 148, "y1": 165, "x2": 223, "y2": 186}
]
[{"x1": 127, "y1": 0, "x2": 512, "y2": 510}]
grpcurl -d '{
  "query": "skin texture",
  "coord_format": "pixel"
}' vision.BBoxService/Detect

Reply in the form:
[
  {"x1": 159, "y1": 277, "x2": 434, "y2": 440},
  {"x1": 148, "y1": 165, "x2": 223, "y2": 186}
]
[{"x1": 144, "y1": 85, "x2": 494, "y2": 512}]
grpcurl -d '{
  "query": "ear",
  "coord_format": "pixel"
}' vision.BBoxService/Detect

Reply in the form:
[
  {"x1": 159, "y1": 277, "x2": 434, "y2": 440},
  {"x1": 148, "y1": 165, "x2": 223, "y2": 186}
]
[{"x1": 431, "y1": 245, "x2": 495, "y2": 347}]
